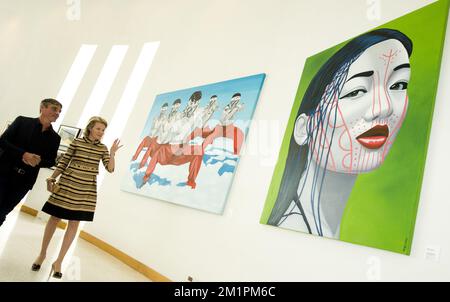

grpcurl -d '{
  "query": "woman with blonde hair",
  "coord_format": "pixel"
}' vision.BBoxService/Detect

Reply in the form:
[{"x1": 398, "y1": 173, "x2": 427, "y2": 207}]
[{"x1": 31, "y1": 116, "x2": 122, "y2": 279}]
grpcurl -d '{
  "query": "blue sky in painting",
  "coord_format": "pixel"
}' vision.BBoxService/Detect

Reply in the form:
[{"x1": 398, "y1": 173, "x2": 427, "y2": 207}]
[{"x1": 139, "y1": 73, "x2": 265, "y2": 138}]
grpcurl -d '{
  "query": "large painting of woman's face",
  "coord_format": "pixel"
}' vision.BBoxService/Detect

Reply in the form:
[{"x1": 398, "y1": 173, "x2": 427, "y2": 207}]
[
  {"x1": 261, "y1": 1, "x2": 448, "y2": 255},
  {"x1": 310, "y1": 39, "x2": 411, "y2": 174}
]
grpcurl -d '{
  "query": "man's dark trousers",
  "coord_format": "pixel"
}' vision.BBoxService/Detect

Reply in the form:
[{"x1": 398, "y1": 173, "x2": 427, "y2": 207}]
[{"x1": 0, "y1": 172, "x2": 30, "y2": 226}]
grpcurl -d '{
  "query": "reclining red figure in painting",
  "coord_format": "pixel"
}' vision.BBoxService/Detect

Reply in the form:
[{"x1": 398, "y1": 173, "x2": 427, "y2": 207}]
[{"x1": 132, "y1": 92, "x2": 245, "y2": 189}]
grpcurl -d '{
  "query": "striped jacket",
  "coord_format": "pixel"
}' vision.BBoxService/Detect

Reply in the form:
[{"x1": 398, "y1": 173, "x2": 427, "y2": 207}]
[{"x1": 56, "y1": 137, "x2": 111, "y2": 175}]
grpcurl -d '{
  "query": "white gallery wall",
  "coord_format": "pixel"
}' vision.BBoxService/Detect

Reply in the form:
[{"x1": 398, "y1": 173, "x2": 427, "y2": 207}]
[{"x1": 1, "y1": 0, "x2": 449, "y2": 281}]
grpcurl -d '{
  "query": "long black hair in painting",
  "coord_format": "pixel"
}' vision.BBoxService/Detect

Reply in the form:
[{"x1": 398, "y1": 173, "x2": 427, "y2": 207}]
[{"x1": 267, "y1": 28, "x2": 413, "y2": 235}]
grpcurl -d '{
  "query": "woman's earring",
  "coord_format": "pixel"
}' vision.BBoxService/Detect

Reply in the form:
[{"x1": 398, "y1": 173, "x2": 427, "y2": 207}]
[{"x1": 294, "y1": 114, "x2": 308, "y2": 146}]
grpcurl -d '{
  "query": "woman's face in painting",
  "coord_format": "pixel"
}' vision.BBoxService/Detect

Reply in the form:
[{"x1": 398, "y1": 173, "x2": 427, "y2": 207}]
[{"x1": 305, "y1": 39, "x2": 411, "y2": 173}]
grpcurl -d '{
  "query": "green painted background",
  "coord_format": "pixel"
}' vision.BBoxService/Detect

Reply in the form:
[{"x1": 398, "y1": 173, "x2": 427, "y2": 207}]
[{"x1": 260, "y1": 0, "x2": 449, "y2": 255}]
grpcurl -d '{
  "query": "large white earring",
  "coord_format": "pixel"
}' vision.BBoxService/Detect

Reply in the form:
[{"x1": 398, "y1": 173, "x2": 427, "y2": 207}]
[{"x1": 294, "y1": 114, "x2": 308, "y2": 146}]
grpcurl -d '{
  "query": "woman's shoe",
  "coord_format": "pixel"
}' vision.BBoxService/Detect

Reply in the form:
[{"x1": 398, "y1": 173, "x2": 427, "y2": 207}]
[
  {"x1": 48, "y1": 263, "x2": 62, "y2": 280},
  {"x1": 31, "y1": 255, "x2": 46, "y2": 272},
  {"x1": 31, "y1": 263, "x2": 41, "y2": 271},
  {"x1": 53, "y1": 271, "x2": 63, "y2": 279}
]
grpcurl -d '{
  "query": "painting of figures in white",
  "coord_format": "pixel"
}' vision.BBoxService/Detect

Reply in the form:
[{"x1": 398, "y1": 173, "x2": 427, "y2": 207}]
[{"x1": 122, "y1": 74, "x2": 265, "y2": 214}]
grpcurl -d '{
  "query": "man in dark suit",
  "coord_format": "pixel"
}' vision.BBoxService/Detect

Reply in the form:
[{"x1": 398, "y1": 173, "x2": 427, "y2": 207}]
[{"x1": 0, "y1": 98, "x2": 62, "y2": 226}]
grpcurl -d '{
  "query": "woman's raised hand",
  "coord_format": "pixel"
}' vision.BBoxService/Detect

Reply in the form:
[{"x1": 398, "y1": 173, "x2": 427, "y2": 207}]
[{"x1": 110, "y1": 139, "x2": 123, "y2": 156}]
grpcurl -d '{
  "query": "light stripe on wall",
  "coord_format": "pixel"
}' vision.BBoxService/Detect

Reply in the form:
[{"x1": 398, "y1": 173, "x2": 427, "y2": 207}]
[
  {"x1": 77, "y1": 45, "x2": 129, "y2": 128},
  {"x1": 54, "y1": 44, "x2": 98, "y2": 130},
  {"x1": 98, "y1": 42, "x2": 159, "y2": 185},
  {"x1": 103, "y1": 42, "x2": 160, "y2": 146}
]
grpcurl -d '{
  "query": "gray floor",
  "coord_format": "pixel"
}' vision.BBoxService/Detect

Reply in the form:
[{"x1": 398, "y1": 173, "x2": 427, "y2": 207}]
[{"x1": 0, "y1": 208, "x2": 150, "y2": 282}]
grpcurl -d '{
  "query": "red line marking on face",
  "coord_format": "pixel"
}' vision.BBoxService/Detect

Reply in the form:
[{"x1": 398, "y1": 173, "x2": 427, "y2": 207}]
[
  {"x1": 367, "y1": 149, "x2": 371, "y2": 171},
  {"x1": 328, "y1": 96, "x2": 340, "y2": 127},
  {"x1": 382, "y1": 95, "x2": 408, "y2": 161},
  {"x1": 364, "y1": 149, "x2": 369, "y2": 171},
  {"x1": 383, "y1": 50, "x2": 394, "y2": 117},
  {"x1": 370, "y1": 153, "x2": 377, "y2": 169},
  {"x1": 361, "y1": 151, "x2": 366, "y2": 171},
  {"x1": 337, "y1": 101, "x2": 353, "y2": 172},
  {"x1": 365, "y1": 152, "x2": 370, "y2": 171},
  {"x1": 323, "y1": 111, "x2": 337, "y2": 170},
  {"x1": 318, "y1": 122, "x2": 327, "y2": 149},
  {"x1": 342, "y1": 153, "x2": 352, "y2": 170},
  {"x1": 378, "y1": 151, "x2": 382, "y2": 168},
  {"x1": 359, "y1": 148, "x2": 365, "y2": 172},
  {"x1": 309, "y1": 95, "x2": 341, "y2": 171},
  {"x1": 356, "y1": 145, "x2": 363, "y2": 172},
  {"x1": 338, "y1": 131, "x2": 351, "y2": 151},
  {"x1": 377, "y1": 71, "x2": 382, "y2": 118},
  {"x1": 361, "y1": 150, "x2": 367, "y2": 171},
  {"x1": 372, "y1": 73, "x2": 376, "y2": 117}
]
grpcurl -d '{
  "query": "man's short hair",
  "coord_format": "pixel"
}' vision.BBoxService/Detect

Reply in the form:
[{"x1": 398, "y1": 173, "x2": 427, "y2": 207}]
[
  {"x1": 40, "y1": 98, "x2": 62, "y2": 109},
  {"x1": 232, "y1": 93, "x2": 241, "y2": 98}
]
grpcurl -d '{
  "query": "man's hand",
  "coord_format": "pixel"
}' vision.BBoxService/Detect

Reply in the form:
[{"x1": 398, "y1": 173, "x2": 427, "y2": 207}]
[{"x1": 22, "y1": 152, "x2": 41, "y2": 167}]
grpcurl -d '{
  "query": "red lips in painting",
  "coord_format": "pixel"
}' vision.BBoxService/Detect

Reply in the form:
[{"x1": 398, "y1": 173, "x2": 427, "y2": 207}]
[{"x1": 356, "y1": 125, "x2": 389, "y2": 149}]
